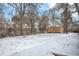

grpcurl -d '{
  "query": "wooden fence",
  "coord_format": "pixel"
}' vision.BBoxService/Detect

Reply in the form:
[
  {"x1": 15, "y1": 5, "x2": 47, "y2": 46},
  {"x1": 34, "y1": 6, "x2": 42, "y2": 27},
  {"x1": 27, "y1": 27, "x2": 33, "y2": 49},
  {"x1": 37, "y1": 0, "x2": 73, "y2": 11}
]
[{"x1": 47, "y1": 26, "x2": 64, "y2": 33}]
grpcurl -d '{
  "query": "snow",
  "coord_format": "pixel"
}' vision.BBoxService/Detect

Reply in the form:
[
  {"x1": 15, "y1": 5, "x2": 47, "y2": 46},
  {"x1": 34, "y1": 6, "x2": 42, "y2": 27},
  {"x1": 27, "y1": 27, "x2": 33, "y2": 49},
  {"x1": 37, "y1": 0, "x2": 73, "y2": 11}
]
[{"x1": 0, "y1": 33, "x2": 79, "y2": 56}]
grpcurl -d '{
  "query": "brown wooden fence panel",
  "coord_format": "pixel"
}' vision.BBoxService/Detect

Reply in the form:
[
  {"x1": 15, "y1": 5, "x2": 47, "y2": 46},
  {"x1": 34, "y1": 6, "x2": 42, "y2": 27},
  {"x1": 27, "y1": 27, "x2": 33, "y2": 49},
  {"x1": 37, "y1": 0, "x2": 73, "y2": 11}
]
[{"x1": 47, "y1": 26, "x2": 64, "y2": 33}]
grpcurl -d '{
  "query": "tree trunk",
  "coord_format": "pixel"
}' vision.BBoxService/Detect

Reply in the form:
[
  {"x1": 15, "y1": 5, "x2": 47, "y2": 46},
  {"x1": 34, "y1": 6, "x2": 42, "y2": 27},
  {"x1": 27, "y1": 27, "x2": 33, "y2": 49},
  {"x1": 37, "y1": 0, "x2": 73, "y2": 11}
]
[
  {"x1": 63, "y1": 3, "x2": 68, "y2": 33},
  {"x1": 20, "y1": 15, "x2": 23, "y2": 35}
]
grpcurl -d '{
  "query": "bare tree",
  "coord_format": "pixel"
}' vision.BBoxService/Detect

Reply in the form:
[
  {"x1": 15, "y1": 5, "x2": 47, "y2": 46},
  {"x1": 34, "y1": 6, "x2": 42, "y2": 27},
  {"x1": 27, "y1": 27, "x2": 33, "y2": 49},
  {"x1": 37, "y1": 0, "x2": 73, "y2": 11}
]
[
  {"x1": 39, "y1": 14, "x2": 48, "y2": 33},
  {"x1": 8, "y1": 3, "x2": 42, "y2": 35},
  {"x1": 0, "y1": 4, "x2": 6, "y2": 37},
  {"x1": 63, "y1": 3, "x2": 69, "y2": 33},
  {"x1": 26, "y1": 3, "x2": 41, "y2": 34},
  {"x1": 74, "y1": 3, "x2": 79, "y2": 15},
  {"x1": 53, "y1": 3, "x2": 73, "y2": 33}
]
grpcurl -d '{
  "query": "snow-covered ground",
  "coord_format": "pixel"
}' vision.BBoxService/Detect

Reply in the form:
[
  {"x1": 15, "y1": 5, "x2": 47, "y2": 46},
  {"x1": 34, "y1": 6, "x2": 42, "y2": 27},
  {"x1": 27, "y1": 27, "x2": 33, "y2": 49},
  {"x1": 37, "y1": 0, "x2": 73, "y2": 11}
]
[{"x1": 0, "y1": 33, "x2": 79, "y2": 56}]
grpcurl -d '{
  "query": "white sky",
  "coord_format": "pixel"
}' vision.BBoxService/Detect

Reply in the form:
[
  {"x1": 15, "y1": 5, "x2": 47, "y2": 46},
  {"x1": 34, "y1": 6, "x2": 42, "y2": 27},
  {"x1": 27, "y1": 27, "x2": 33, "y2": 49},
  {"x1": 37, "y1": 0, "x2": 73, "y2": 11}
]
[
  {"x1": 48, "y1": 3, "x2": 56, "y2": 9},
  {"x1": 0, "y1": 0, "x2": 79, "y2": 3},
  {"x1": 48, "y1": 3, "x2": 74, "y2": 9}
]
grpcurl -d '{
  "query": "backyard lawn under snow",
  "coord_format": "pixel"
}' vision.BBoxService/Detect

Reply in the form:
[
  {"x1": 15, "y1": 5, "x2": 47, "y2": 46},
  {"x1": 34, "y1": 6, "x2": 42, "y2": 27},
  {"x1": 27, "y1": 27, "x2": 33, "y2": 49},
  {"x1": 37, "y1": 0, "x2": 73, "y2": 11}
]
[{"x1": 0, "y1": 33, "x2": 79, "y2": 56}]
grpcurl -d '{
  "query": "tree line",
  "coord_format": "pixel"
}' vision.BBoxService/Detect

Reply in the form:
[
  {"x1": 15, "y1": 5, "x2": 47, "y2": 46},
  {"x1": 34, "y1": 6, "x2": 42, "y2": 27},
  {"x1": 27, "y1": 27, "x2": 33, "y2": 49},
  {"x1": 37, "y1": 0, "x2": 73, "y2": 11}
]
[{"x1": 0, "y1": 3, "x2": 79, "y2": 38}]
